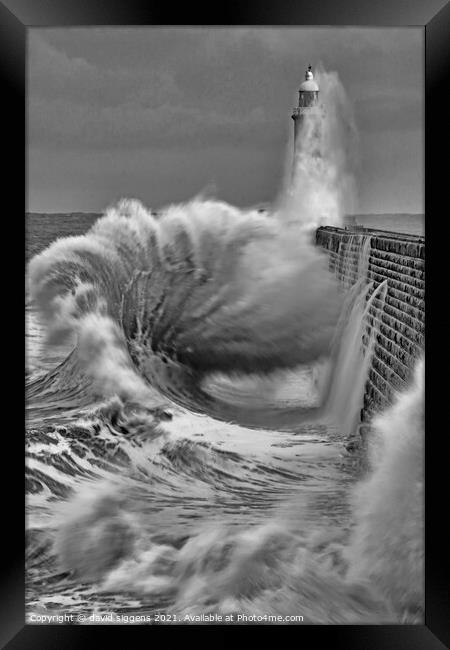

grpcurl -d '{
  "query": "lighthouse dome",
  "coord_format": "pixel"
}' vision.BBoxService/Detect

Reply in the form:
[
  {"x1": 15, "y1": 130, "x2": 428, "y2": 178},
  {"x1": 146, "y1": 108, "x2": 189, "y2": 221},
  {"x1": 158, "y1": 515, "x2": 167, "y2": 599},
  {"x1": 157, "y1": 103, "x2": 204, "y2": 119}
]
[
  {"x1": 299, "y1": 66, "x2": 319, "y2": 92},
  {"x1": 299, "y1": 79, "x2": 319, "y2": 92}
]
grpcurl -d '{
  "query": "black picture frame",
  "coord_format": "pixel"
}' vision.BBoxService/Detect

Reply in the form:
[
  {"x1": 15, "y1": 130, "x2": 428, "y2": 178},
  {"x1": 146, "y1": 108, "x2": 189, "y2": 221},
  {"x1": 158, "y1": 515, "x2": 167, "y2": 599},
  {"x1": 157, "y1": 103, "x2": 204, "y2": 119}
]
[{"x1": 4, "y1": 0, "x2": 449, "y2": 646}]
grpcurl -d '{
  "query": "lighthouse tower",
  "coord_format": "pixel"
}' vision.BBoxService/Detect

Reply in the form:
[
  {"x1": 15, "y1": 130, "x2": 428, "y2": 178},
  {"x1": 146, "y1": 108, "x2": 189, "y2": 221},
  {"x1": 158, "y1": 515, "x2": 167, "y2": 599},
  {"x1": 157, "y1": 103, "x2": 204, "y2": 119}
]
[{"x1": 292, "y1": 65, "x2": 320, "y2": 154}]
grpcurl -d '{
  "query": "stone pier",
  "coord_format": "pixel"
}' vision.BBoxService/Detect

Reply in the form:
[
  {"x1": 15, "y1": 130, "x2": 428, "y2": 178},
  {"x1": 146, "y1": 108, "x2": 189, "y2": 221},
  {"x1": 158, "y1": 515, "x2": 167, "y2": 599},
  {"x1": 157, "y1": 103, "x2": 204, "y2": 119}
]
[{"x1": 316, "y1": 226, "x2": 425, "y2": 424}]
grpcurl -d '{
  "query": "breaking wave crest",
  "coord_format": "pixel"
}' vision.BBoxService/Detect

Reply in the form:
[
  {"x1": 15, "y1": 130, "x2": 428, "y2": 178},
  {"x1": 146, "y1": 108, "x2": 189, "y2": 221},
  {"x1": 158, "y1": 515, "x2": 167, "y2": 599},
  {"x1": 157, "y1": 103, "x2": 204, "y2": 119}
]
[{"x1": 28, "y1": 198, "x2": 344, "y2": 424}]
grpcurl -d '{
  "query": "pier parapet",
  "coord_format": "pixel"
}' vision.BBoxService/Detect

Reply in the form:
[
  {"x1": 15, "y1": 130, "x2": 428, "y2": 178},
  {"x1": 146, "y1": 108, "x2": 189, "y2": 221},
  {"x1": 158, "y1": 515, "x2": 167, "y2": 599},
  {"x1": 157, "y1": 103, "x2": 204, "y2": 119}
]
[{"x1": 316, "y1": 226, "x2": 425, "y2": 425}]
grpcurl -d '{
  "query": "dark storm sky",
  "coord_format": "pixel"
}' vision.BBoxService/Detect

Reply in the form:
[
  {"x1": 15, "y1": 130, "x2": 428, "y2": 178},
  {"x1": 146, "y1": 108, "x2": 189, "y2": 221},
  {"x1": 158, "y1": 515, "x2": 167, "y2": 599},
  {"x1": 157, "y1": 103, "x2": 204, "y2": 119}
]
[{"x1": 27, "y1": 27, "x2": 424, "y2": 215}]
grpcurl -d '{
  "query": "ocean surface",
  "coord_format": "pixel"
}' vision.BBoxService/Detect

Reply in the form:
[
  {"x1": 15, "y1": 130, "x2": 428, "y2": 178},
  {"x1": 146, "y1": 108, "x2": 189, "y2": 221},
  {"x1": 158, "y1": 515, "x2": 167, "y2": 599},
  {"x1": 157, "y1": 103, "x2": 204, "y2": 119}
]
[
  {"x1": 25, "y1": 206, "x2": 424, "y2": 625},
  {"x1": 343, "y1": 213, "x2": 424, "y2": 236}
]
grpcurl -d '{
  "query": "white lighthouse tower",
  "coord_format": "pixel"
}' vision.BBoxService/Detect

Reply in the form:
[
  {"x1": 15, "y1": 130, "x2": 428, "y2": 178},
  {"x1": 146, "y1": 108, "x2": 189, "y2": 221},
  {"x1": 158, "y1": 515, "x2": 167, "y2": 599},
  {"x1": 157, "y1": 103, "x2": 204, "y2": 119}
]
[{"x1": 292, "y1": 65, "x2": 320, "y2": 154}]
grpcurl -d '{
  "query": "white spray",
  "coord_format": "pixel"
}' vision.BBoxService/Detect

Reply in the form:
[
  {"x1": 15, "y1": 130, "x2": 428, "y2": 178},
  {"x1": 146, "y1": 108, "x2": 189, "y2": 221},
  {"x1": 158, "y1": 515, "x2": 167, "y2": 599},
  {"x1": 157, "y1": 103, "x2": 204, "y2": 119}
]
[{"x1": 346, "y1": 357, "x2": 424, "y2": 619}]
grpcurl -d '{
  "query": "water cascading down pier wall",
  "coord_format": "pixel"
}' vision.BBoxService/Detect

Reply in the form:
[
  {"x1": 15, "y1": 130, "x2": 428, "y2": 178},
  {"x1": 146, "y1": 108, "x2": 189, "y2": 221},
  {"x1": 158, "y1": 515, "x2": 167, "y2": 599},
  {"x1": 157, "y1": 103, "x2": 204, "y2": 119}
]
[{"x1": 316, "y1": 226, "x2": 425, "y2": 425}]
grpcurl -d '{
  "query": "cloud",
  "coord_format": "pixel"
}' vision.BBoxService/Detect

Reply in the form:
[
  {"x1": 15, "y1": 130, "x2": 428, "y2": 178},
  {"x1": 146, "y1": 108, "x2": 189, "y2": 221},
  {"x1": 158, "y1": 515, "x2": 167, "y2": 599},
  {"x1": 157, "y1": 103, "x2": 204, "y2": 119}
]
[
  {"x1": 28, "y1": 33, "x2": 180, "y2": 108},
  {"x1": 28, "y1": 95, "x2": 283, "y2": 150}
]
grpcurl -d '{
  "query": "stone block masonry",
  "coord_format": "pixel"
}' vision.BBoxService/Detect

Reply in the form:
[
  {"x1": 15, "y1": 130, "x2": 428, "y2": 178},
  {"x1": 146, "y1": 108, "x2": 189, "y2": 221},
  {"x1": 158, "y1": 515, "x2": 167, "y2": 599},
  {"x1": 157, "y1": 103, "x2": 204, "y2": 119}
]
[{"x1": 316, "y1": 226, "x2": 425, "y2": 424}]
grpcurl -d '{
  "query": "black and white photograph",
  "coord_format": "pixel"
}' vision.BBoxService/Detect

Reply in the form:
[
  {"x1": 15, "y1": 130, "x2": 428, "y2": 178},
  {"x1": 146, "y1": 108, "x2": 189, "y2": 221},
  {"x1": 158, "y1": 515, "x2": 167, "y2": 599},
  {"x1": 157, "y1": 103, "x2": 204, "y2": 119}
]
[{"x1": 25, "y1": 25, "x2": 426, "y2": 627}]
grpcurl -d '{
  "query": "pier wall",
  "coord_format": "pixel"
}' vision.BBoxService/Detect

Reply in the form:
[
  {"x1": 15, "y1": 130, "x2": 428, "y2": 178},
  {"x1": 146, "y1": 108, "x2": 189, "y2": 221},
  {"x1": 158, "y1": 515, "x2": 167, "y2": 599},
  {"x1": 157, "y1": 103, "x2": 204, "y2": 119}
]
[{"x1": 316, "y1": 226, "x2": 425, "y2": 424}]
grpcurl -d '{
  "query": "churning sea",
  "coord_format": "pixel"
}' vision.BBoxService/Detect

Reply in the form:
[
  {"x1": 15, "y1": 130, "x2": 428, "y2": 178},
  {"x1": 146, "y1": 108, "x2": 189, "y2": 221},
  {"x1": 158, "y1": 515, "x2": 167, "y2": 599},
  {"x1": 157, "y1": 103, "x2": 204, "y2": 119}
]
[{"x1": 25, "y1": 209, "x2": 424, "y2": 625}]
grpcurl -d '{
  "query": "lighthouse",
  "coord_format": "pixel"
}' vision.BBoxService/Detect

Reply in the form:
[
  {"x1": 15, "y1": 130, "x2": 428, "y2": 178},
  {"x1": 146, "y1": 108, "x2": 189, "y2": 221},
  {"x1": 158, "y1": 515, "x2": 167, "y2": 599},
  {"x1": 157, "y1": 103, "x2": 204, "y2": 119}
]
[{"x1": 292, "y1": 65, "x2": 320, "y2": 154}]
